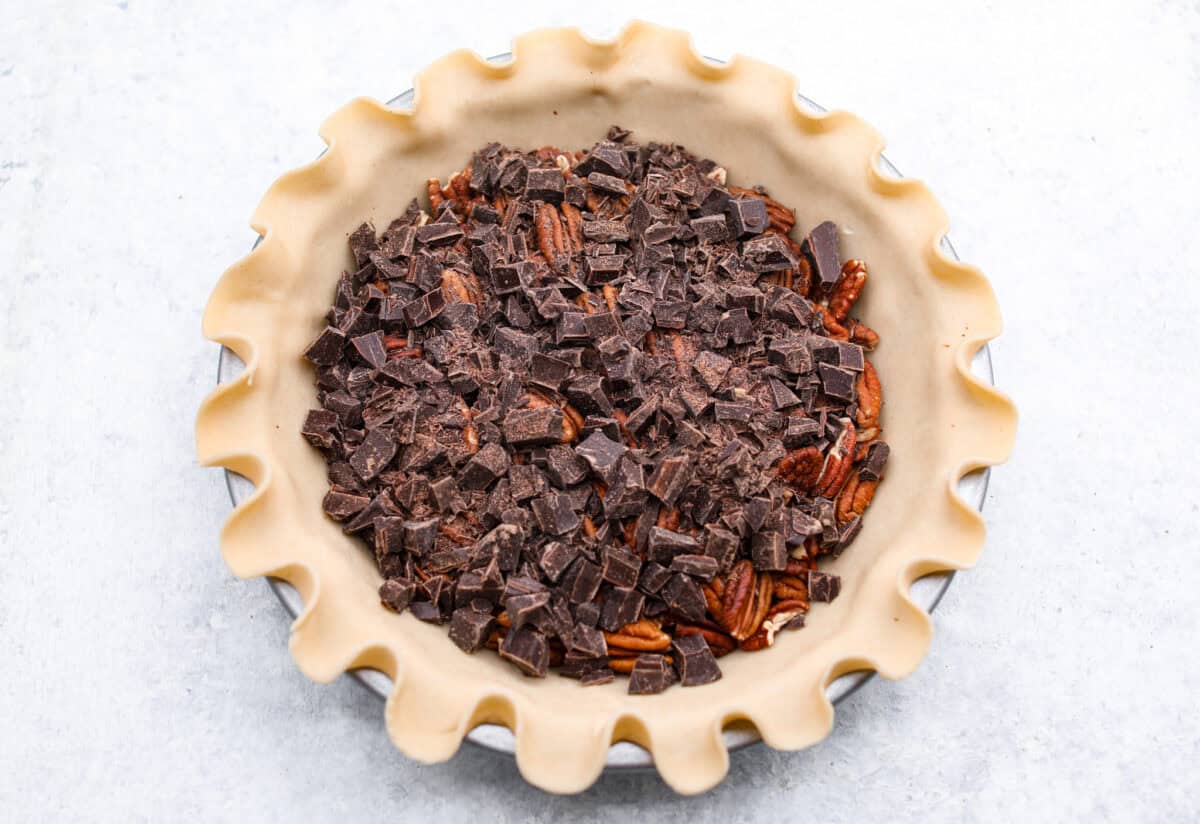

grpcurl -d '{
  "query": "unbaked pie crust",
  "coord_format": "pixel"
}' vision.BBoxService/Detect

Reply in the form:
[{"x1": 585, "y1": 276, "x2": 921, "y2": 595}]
[{"x1": 196, "y1": 21, "x2": 1017, "y2": 794}]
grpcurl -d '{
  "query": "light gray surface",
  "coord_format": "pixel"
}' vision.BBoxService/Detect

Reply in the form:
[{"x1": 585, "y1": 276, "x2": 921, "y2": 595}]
[{"x1": 1, "y1": 1, "x2": 1198, "y2": 821}]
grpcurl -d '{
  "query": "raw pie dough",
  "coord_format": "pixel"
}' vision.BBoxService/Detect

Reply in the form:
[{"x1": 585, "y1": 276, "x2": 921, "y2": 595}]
[{"x1": 195, "y1": 21, "x2": 1017, "y2": 795}]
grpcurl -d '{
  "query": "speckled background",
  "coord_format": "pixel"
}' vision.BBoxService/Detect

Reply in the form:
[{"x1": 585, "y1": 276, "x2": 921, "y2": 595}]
[{"x1": 2, "y1": 1, "x2": 1198, "y2": 821}]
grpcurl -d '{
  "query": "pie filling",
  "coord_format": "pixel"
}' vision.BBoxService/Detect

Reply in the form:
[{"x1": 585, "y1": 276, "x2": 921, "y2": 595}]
[{"x1": 301, "y1": 128, "x2": 888, "y2": 693}]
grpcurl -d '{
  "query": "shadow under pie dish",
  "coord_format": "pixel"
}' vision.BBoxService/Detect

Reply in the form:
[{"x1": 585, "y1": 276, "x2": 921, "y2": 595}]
[{"x1": 196, "y1": 22, "x2": 1017, "y2": 794}]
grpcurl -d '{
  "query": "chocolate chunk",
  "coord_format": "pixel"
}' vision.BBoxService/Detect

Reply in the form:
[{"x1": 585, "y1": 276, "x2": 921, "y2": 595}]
[
  {"x1": 751, "y1": 532, "x2": 787, "y2": 571},
  {"x1": 578, "y1": 141, "x2": 631, "y2": 178},
  {"x1": 860, "y1": 442, "x2": 890, "y2": 482},
  {"x1": 583, "y1": 311, "x2": 623, "y2": 341},
  {"x1": 690, "y1": 214, "x2": 729, "y2": 244},
  {"x1": 581, "y1": 220, "x2": 630, "y2": 243},
  {"x1": 637, "y1": 562, "x2": 672, "y2": 595},
  {"x1": 742, "y1": 233, "x2": 798, "y2": 272},
  {"x1": 402, "y1": 289, "x2": 447, "y2": 327},
  {"x1": 409, "y1": 600, "x2": 443, "y2": 623},
  {"x1": 715, "y1": 308, "x2": 755, "y2": 345},
  {"x1": 586, "y1": 171, "x2": 628, "y2": 195},
  {"x1": 349, "y1": 331, "x2": 386, "y2": 369},
  {"x1": 783, "y1": 416, "x2": 821, "y2": 448},
  {"x1": 807, "y1": 570, "x2": 842, "y2": 602},
  {"x1": 835, "y1": 342, "x2": 865, "y2": 372},
  {"x1": 601, "y1": 546, "x2": 643, "y2": 589},
  {"x1": 691, "y1": 350, "x2": 731, "y2": 392},
  {"x1": 583, "y1": 254, "x2": 626, "y2": 284},
  {"x1": 768, "y1": 379, "x2": 802, "y2": 410},
  {"x1": 544, "y1": 445, "x2": 589, "y2": 488},
  {"x1": 373, "y1": 517, "x2": 406, "y2": 557},
  {"x1": 713, "y1": 402, "x2": 755, "y2": 424},
  {"x1": 302, "y1": 409, "x2": 340, "y2": 451},
  {"x1": 818, "y1": 363, "x2": 857, "y2": 402},
  {"x1": 573, "y1": 600, "x2": 601, "y2": 627},
  {"x1": 672, "y1": 633, "x2": 722, "y2": 686},
  {"x1": 508, "y1": 464, "x2": 548, "y2": 501},
  {"x1": 669, "y1": 554, "x2": 719, "y2": 581},
  {"x1": 343, "y1": 490, "x2": 401, "y2": 533},
  {"x1": 492, "y1": 327, "x2": 538, "y2": 358},
  {"x1": 504, "y1": 406, "x2": 564, "y2": 448},
  {"x1": 661, "y1": 573, "x2": 706, "y2": 622},
  {"x1": 570, "y1": 623, "x2": 608, "y2": 658},
  {"x1": 574, "y1": 431, "x2": 627, "y2": 482},
  {"x1": 836, "y1": 516, "x2": 862, "y2": 554},
  {"x1": 537, "y1": 541, "x2": 579, "y2": 583},
  {"x1": 648, "y1": 527, "x2": 700, "y2": 564},
  {"x1": 703, "y1": 526, "x2": 740, "y2": 572},
  {"x1": 506, "y1": 591, "x2": 551, "y2": 629},
  {"x1": 458, "y1": 443, "x2": 509, "y2": 490},
  {"x1": 491, "y1": 262, "x2": 532, "y2": 294},
  {"x1": 677, "y1": 385, "x2": 712, "y2": 418},
  {"x1": 303, "y1": 325, "x2": 346, "y2": 366},
  {"x1": 530, "y1": 353, "x2": 572, "y2": 392},
  {"x1": 566, "y1": 558, "x2": 603, "y2": 604},
  {"x1": 448, "y1": 607, "x2": 495, "y2": 652},
  {"x1": 652, "y1": 300, "x2": 690, "y2": 330},
  {"x1": 599, "y1": 587, "x2": 645, "y2": 632},
  {"x1": 348, "y1": 223, "x2": 378, "y2": 266},
  {"x1": 564, "y1": 379, "x2": 611, "y2": 422},
  {"x1": 500, "y1": 627, "x2": 549, "y2": 677},
  {"x1": 768, "y1": 338, "x2": 813, "y2": 374},
  {"x1": 322, "y1": 489, "x2": 370, "y2": 521},
  {"x1": 429, "y1": 476, "x2": 463, "y2": 513},
  {"x1": 646, "y1": 455, "x2": 690, "y2": 505},
  {"x1": 603, "y1": 457, "x2": 648, "y2": 518},
  {"x1": 580, "y1": 667, "x2": 616, "y2": 687},
  {"x1": 349, "y1": 428, "x2": 398, "y2": 481},
  {"x1": 415, "y1": 222, "x2": 465, "y2": 246},
  {"x1": 379, "y1": 579, "x2": 416, "y2": 615},
  {"x1": 400, "y1": 518, "x2": 438, "y2": 556},
  {"x1": 803, "y1": 221, "x2": 841, "y2": 298},
  {"x1": 531, "y1": 493, "x2": 581, "y2": 536},
  {"x1": 726, "y1": 197, "x2": 768, "y2": 237},
  {"x1": 628, "y1": 653, "x2": 674, "y2": 695},
  {"x1": 525, "y1": 168, "x2": 565, "y2": 202}
]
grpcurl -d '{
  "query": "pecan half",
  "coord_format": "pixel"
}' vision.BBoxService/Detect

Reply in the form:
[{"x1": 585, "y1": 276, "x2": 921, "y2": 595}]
[
  {"x1": 814, "y1": 422, "x2": 858, "y2": 498},
  {"x1": 777, "y1": 446, "x2": 823, "y2": 492},
  {"x1": 456, "y1": 396, "x2": 479, "y2": 454},
  {"x1": 836, "y1": 473, "x2": 879, "y2": 524},
  {"x1": 561, "y1": 202, "x2": 584, "y2": 253},
  {"x1": 702, "y1": 581, "x2": 724, "y2": 624},
  {"x1": 534, "y1": 202, "x2": 570, "y2": 273},
  {"x1": 605, "y1": 619, "x2": 671, "y2": 652},
  {"x1": 441, "y1": 268, "x2": 481, "y2": 305},
  {"x1": 855, "y1": 360, "x2": 882, "y2": 430},
  {"x1": 847, "y1": 319, "x2": 879, "y2": 350},
  {"x1": 721, "y1": 560, "x2": 773, "y2": 641},
  {"x1": 828, "y1": 259, "x2": 867, "y2": 322},
  {"x1": 667, "y1": 330, "x2": 695, "y2": 381},
  {"x1": 772, "y1": 574, "x2": 810, "y2": 603},
  {"x1": 817, "y1": 304, "x2": 851, "y2": 342}
]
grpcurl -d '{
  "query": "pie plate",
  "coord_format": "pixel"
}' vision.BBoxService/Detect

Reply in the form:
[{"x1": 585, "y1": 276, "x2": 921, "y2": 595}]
[{"x1": 197, "y1": 22, "x2": 1017, "y2": 794}]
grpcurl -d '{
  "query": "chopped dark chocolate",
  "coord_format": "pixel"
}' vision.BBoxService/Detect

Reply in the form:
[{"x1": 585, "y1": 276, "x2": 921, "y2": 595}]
[
  {"x1": 303, "y1": 325, "x2": 346, "y2": 366},
  {"x1": 504, "y1": 406, "x2": 565, "y2": 448},
  {"x1": 304, "y1": 129, "x2": 890, "y2": 692},
  {"x1": 601, "y1": 546, "x2": 643, "y2": 589},
  {"x1": 672, "y1": 633, "x2": 722, "y2": 686},
  {"x1": 379, "y1": 578, "x2": 415, "y2": 614},
  {"x1": 448, "y1": 607, "x2": 495, "y2": 652},
  {"x1": 803, "y1": 220, "x2": 841, "y2": 298},
  {"x1": 628, "y1": 653, "x2": 674, "y2": 695},
  {"x1": 807, "y1": 570, "x2": 842, "y2": 602},
  {"x1": 499, "y1": 627, "x2": 549, "y2": 677}
]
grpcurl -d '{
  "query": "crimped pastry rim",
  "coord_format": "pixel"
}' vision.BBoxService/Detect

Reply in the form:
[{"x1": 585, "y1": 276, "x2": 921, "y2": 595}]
[{"x1": 196, "y1": 21, "x2": 1017, "y2": 795}]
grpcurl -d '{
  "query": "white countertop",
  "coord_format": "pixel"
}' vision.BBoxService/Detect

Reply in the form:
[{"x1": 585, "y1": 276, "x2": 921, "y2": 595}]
[{"x1": 2, "y1": 1, "x2": 1198, "y2": 820}]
